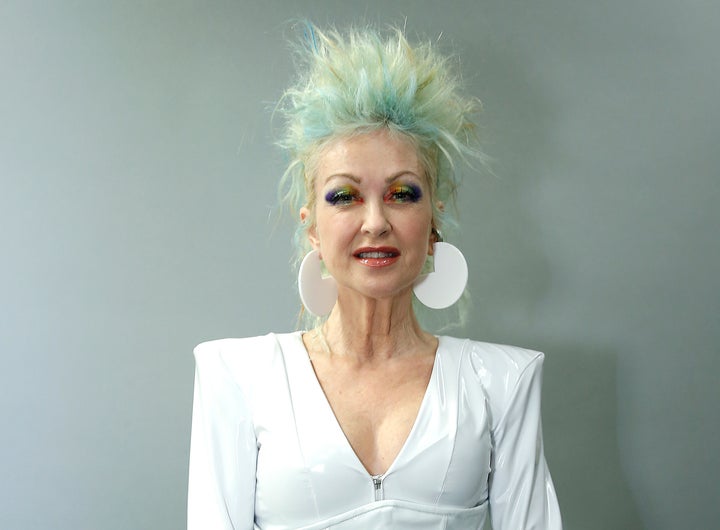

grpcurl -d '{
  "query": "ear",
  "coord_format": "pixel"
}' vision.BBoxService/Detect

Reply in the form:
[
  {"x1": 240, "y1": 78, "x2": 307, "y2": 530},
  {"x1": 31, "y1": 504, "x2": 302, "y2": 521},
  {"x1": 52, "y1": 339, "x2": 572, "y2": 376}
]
[
  {"x1": 300, "y1": 206, "x2": 321, "y2": 252},
  {"x1": 429, "y1": 201, "x2": 445, "y2": 256},
  {"x1": 427, "y1": 226, "x2": 437, "y2": 256}
]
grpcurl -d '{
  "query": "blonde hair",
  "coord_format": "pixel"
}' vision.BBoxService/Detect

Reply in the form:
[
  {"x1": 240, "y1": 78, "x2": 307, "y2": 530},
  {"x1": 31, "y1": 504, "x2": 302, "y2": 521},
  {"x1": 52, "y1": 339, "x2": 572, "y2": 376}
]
[{"x1": 277, "y1": 23, "x2": 482, "y2": 329}]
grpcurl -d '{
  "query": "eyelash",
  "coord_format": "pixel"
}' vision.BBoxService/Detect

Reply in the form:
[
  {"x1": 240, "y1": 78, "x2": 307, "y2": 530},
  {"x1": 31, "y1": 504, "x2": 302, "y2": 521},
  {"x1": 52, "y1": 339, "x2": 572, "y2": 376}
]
[
  {"x1": 385, "y1": 184, "x2": 422, "y2": 203},
  {"x1": 325, "y1": 186, "x2": 363, "y2": 205},
  {"x1": 324, "y1": 183, "x2": 423, "y2": 206}
]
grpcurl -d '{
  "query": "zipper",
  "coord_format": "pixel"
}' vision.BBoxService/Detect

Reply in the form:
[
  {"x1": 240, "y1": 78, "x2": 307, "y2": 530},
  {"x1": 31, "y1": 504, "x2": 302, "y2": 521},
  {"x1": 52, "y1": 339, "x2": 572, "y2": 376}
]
[{"x1": 371, "y1": 474, "x2": 384, "y2": 501}]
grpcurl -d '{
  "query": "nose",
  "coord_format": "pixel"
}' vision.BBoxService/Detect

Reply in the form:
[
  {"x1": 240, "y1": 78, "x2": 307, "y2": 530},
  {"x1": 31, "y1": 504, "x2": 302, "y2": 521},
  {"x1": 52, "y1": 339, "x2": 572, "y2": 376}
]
[{"x1": 361, "y1": 201, "x2": 391, "y2": 237}]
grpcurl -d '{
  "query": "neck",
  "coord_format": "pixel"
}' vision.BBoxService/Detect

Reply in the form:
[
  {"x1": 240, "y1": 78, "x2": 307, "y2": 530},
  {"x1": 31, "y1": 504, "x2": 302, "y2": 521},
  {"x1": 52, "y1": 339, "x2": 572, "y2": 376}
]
[{"x1": 318, "y1": 288, "x2": 434, "y2": 362}]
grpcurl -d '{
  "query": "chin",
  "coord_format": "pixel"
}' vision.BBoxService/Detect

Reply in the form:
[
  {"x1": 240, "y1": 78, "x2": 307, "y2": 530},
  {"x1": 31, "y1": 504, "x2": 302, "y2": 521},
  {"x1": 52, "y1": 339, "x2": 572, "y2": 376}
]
[{"x1": 347, "y1": 281, "x2": 416, "y2": 304}]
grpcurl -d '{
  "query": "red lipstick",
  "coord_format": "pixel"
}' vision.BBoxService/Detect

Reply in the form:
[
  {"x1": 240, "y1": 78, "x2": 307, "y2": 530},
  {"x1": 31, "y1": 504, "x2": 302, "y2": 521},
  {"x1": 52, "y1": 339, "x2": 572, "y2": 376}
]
[{"x1": 353, "y1": 246, "x2": 400, "y2": 267}]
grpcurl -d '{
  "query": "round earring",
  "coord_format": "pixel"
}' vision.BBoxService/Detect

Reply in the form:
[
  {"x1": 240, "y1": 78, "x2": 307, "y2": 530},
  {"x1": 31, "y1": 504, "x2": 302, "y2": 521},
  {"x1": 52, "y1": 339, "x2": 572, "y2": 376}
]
[
  {"x1": 413, "y1": 242, "x2": 468, "y2": 309},
  {"x1": 298, "y1": 250, "x2": 337, "y2": 317}
]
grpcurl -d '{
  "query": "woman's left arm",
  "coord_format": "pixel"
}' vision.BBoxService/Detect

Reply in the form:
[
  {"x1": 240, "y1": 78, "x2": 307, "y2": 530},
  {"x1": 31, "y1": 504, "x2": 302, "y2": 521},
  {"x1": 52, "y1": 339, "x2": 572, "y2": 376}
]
[{"x1": 488, "y1": 353, "x2": 563, "y2": 530}]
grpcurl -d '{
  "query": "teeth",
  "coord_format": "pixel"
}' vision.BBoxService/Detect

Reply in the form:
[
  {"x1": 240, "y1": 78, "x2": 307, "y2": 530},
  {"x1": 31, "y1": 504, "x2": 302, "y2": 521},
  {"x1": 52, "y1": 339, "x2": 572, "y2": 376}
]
[{"x1": 359, "y1": 252, "x2": 393, "y2": 258}]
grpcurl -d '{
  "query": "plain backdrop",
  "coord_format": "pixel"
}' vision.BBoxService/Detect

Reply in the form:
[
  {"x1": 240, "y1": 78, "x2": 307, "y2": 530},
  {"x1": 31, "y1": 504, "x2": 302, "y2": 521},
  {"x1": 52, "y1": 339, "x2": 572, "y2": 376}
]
[{"x1": 1, "y1": 1, "x2": 718, "y2": 529}]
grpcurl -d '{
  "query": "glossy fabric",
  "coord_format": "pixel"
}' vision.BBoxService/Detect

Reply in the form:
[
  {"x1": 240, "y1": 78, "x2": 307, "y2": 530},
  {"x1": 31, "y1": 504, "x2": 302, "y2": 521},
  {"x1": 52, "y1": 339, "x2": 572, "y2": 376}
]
[{"x1": 188, "y1": 332, "x2": 562, "y2": 529}]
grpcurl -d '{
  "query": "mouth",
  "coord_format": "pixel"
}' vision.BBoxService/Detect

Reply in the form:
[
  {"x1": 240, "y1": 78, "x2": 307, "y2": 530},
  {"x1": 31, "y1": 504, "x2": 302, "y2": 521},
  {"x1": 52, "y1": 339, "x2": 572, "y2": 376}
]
[
  {"x1": 355, "y1": 251, "x2": 397, "y2": 258},
  {"x1": 353, "y1": 247, "x2": 400, "y2": 267}
]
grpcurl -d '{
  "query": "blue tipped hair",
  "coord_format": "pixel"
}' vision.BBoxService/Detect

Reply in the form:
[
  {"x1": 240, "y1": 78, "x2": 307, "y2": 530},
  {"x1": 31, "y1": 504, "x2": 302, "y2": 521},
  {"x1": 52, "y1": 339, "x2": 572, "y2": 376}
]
[{"x1": 277, "y1": 23, "x2": 482, "y2": 329}]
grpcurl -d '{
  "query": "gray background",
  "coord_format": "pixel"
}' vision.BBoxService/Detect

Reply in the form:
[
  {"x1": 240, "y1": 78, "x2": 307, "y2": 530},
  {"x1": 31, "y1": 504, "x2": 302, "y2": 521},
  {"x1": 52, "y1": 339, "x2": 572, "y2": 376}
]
[{"x1": 1, "y1": 1, "x2": 718, "y2": 529}]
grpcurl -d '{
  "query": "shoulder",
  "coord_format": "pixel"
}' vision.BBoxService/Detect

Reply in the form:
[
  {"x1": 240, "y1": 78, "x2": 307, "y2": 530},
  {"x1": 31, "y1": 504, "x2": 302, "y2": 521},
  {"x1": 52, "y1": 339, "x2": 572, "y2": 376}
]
[
  {"x1": 439, "y1": 336, "x2": 546, "y2": 426},
  {"x1": 194, "y1": 333, "x2": 281, "y2": 360},
  {"x1": 193, "y1": 331, "x2": 301, "y2": 386},
  {"x1": 440, "y1": 336, "x2": 544, "y2": 377}
]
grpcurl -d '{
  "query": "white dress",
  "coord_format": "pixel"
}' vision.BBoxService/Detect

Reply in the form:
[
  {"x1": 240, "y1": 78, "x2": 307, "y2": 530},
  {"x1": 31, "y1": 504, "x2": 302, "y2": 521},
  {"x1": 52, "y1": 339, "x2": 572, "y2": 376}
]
[{"x1": 188, "y1": 332, "x2": 562, "y2": 529}]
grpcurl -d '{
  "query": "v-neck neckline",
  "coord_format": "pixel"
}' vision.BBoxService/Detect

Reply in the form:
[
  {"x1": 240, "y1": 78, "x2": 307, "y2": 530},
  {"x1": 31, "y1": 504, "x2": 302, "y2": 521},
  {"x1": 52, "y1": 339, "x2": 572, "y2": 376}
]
[{"x1": 290, "y1": 331, "x2": 442, "y2": 479}]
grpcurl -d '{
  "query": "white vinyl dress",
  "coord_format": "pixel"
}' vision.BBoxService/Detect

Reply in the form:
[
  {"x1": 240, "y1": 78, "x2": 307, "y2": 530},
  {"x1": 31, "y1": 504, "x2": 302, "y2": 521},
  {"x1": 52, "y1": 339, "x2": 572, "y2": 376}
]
[{"x1": 188, "y1": 332, "x2": 562, "y2": 529}]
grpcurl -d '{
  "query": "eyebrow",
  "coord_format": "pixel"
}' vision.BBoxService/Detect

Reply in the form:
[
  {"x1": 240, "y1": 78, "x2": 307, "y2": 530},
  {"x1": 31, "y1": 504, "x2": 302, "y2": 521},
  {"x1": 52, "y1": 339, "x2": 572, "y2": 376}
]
[{"x1": 323, "y1": 171, "x2": 421, "y2": 186}]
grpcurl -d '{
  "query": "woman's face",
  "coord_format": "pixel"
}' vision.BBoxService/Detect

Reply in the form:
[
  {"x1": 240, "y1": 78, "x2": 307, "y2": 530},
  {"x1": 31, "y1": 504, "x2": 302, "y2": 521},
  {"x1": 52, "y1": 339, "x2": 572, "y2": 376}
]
[{"x1": 301, "y1": 129, "x2": 434, "y2": 302}]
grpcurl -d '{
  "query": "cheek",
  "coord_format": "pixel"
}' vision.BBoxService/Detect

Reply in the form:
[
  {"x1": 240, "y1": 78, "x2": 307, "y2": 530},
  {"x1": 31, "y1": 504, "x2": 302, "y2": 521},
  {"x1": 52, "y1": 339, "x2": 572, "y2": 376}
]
[
  {"x1": 313, "y1": 207, "x2": 332, "y2": 237},
  {"x1": 313, "y1": 208, "x2": 350, "y2": 251},
  {"x1": 408, "y1": 210, "x2": 433, "y2": 239}
]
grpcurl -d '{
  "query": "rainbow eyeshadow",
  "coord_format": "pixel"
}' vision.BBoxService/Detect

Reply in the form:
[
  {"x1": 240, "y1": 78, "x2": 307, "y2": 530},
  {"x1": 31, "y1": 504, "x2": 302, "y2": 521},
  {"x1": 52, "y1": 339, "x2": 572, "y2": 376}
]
[
  {"x1": 385, "y1": 183, "x2": 423, "y2": 203},
  {"x1": 325, "y1": 185, "x2": 362, "y2": 205}
]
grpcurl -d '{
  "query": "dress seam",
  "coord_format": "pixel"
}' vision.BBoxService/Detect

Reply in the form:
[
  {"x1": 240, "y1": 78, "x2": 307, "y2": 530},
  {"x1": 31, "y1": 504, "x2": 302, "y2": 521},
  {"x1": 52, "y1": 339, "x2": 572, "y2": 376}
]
[
  {"x1": 492, "y1": 351, "x2": 544, "y2": 433},
  {"x1": 434, "y1": 337, "x2": 470, "y2": 505}
]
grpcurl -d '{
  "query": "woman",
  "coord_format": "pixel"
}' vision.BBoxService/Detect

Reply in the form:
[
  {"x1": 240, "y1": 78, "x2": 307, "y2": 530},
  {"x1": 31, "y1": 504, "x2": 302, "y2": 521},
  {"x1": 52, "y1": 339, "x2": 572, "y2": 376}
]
[{"x1": 188, "y1": 25, "x2": 562, "y2": 529}]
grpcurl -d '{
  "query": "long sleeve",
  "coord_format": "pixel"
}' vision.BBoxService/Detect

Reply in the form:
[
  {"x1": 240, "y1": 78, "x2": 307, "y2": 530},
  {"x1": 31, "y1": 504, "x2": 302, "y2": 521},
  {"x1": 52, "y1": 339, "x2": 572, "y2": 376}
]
[
  {"x1": 188, "y1": 341, "x2": 257, "y2": 529},
  {"x1": 488, "y1": 353, "x2": 562, "y2": 530}
]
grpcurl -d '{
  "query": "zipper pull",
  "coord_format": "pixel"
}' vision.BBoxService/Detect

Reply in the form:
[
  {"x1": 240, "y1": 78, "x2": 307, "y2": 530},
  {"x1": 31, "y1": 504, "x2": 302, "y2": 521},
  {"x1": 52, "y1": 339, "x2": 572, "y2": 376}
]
[{"x1": 371, "y1": 474, "x2": 384, "y2": 501}]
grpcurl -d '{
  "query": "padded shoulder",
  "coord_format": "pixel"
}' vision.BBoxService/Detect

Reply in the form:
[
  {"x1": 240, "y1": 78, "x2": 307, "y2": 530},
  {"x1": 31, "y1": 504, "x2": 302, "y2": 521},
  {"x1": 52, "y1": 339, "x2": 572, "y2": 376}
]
[
  {"x1": 194, "y1": 334, "x2": 280, "y2": 361},
  {"x1": 193, "y1": 333, "x2": 290, "y2": 395},
  {"x1": 443, "y1": 337, "x2": 545, "y2": 431}
]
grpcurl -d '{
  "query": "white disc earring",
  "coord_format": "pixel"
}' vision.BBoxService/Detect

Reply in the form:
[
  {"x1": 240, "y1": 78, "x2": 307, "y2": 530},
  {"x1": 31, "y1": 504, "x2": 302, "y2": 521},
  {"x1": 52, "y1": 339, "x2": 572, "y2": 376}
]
[
  {"x1": 298, "y1": 250, "x2": 338, "y2": 317},
  {"x1": 413, "y1": 242, "x2": 468, "y2": 309}
]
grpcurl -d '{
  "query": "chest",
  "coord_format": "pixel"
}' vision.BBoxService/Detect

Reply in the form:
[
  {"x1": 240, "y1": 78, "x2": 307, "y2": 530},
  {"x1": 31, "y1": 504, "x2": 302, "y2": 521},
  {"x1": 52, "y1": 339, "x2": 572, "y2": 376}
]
[
  {"x1": 249, "y1": 337, "x2": 493, "y2": 527},
  {"x1": 312, "y1": 357, "x2": 434, "y2": 476}
]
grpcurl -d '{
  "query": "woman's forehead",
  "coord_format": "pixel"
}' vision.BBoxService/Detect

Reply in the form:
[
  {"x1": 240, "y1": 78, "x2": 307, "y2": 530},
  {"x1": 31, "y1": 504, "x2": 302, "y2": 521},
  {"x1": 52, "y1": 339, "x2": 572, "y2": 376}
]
[{"x1": 313, "y1": 130, "x2": 424, "y2": 184}]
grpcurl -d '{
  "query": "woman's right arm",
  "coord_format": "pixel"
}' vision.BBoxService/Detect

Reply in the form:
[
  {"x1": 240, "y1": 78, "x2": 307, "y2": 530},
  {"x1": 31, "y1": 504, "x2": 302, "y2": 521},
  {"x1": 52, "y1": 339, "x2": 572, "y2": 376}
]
[{"x1": 188, "y1": 341, "x2": 257, "y2": 529}]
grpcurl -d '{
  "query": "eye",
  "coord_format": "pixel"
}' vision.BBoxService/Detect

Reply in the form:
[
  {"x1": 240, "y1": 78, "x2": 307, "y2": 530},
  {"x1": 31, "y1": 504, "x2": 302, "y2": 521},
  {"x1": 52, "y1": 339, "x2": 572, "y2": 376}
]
[
  {"x1": 385, "y1": 183, "x2": 423, "y2": 203},
  {"x1": 325, "y1": 185, "x2": 363, "y2": 206}
]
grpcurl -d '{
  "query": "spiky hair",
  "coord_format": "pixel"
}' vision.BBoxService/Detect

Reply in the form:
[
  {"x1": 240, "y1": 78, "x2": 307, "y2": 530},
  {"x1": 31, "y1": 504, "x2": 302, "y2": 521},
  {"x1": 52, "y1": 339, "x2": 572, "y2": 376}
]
[{"x1": 277, "y1": 23, "x2": 481, "y2": 328}]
